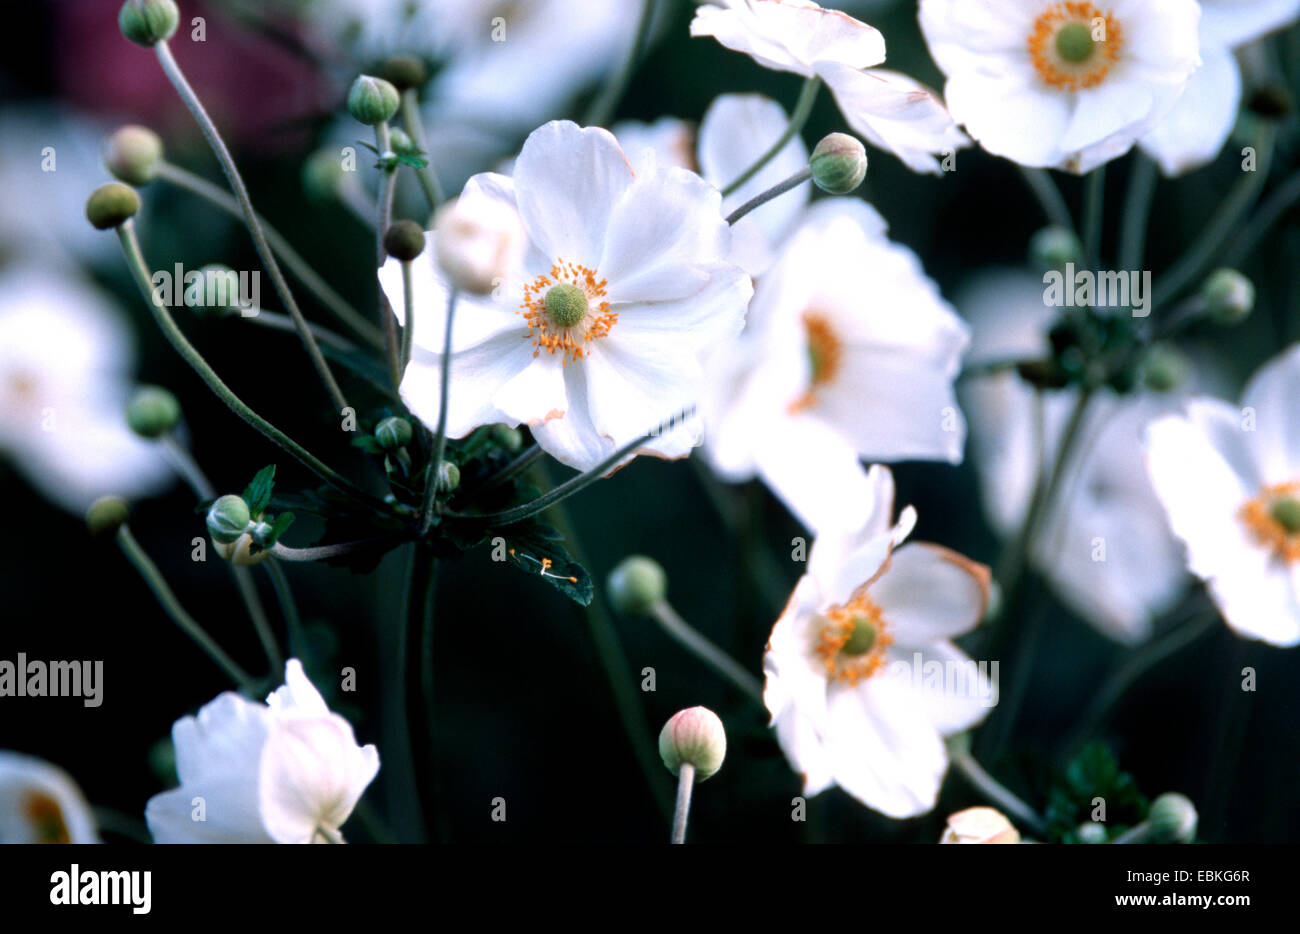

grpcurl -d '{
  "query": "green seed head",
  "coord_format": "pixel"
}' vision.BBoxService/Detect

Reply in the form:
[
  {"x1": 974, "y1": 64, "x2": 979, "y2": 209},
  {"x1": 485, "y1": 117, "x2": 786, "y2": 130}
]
[
  {"x1": 1270, "y1": 498, "x2": 1300, "y2": 534},
  {"x1": 1202, "y1": 268, "x2": 1254, "y2": 325},
  {"x1": 86, "y1": 496, "x2": 130, "y2": 536},
  {"x1": 381, "y1": 55, "x2": 428, "y2": 91},
  {"x1": 839, "y1": 615, "x2": 878, "y2": 656},
  {"x1": 383, "y1": 220, "x2": 427, "y2": 262},
  {"x1": 125, "y1": 385, "x2": 181, "y2": 439},
  {"x1": 544, "y1": 283, "x2": 588, "y2": 329},
  {"x1": 1055, "y1": 22, "x2": 1095, "y2": 63},
  {"x1": 810, "y1": 133, "x2": 867, "y2": 195},
  {"x1": 607, "y1": 556, "x2": 667, "y2": 616},
  {"x1": 85, "y1": 182, "x2": 140, "y2": 230},
  {"x1": 103, "y1": 125, "x2": 163, "y2": 187},
  {"x1": 1029, "y1": 225, "x2": 1082, "y2": 271},
  {"x1": 118, "y1": 0, "x2": 179, "y2": 47}
]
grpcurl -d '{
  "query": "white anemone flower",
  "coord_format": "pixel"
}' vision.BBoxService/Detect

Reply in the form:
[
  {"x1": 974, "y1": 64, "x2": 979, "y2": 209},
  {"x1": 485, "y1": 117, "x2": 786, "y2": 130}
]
[
  {"x1": 0, "y1": 752, "x2": 99, "y2": 844},
  {"x1": 764, "y1": 465, "x2": 993, "y2": 817},
  {"x1": 1140, "y1": 0, "x2": 1300, "y2": 175},
  {"x1": 381, "y1": 120, "x2": 752, "y2": 473},
  {"x1": 145, "y1": 660, "x2": 380, "y2": 844},
  {"x1": 1145, "y1": 344, "x2": 1300, "y2": 646},
  {"x1": 919, "y1": 0, "x2": 1202, "y2": 173},
  {"x1": 702, "y1": 199, "x2": 969, "y2": 533},
  {"x1": 690, "y1": 1, "x2": 968, "y2": 173},
  {"x1": 0, "y1": 263, "x2": 172, "y2": 514},
  {"x1": 957, "y1": 269, "x2": 1188, "y2": 642}
]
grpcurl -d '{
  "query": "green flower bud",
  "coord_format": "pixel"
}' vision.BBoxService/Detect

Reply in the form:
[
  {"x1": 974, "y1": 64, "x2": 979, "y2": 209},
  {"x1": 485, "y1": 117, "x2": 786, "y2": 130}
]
[
  {"x1": 1029, "y1": 225, "x2": 1082, "y2": 271},
  {"x1": 1075, "y1": 821, "x2": 1109, "y2": 844},
  {"x1": 347, "y1": 75, "x2": 400, "y2": 126},
  {"x1": 809, "y1": 133, "x2": 867, "y2": 195},
  {"x1": 1147, "y1": 792, "x2": 1197, "y2": 843},
  {"x1": 207, "y1": 494, "x2": 251, "y2": 545},
  {"x1": 103, "y1": 125, "x2": 163, "y2": 187},
  {"x1": 85, "y1": 182, "x2": 140, "y2": 230},
  {"x1": 86, "y1": 496, "x2": 130, "y2": 536},
  {"x1": 389, "y1": 127, "x2": 417, "y2": 156},
  {"x1": 659, "y1": 706, "x2": 726, "y2": 781},
  {"x1": 118, "y1": 0, "x2": 179, "y2": 46},
  {"x1": 491, "y1": 424, "x2": 523, "y2": 453},
  {"x1": 374, "y1": 416, "x2": 413, "y2": 451},
  {"x1": 302, "y1": 149, "x2": 344, "y2": 202},
  {"x1": 194, "y1": 264, "x2": 244, "y2": 318},
  {"x1": 1202, "y1": 268, "x2": 1254, "y2": 325},
  {"x1": 607, "y1": 555, "x2": 667, "y2": 616},
  {"x1": 1140, "y1": 344, "x2": 1191, "y2": 394},
  {"x1": 381, "y1": 55, "x2": 428, "y2": 92},
  {"x1": 126, "y1": 385, "x2": 181, "y2": 438},
  {"x1": 383, "y1": 220, "x2": 427, "y2": 262},
  {"x1": 436, "y1": 461, "x2": 460, "y2": 493}
]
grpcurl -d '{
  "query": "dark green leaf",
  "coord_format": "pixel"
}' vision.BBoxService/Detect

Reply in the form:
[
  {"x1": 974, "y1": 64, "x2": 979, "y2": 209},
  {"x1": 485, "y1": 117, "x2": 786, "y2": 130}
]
[{"x1": 243, "y1": 465, "x2": 277, "y2": 516}]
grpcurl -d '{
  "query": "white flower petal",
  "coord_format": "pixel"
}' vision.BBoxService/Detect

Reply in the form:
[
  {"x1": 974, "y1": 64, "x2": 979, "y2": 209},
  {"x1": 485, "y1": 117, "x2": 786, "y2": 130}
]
[
  {"x1": 1139, "y1": 46, "x2": 1241, "y2": 176},
  {"x1": 1240, "y1": 343, "x2": 1300, "y2": 484},
  {"x1": 885, "y1": 641, "x2": 997, "y2": 736},
  {"x1": 871, "y1": 543, "x2": 989, "y2": 646},
  {"x1": 400, "y1": 331, "x2": 536, "y2": 439}
]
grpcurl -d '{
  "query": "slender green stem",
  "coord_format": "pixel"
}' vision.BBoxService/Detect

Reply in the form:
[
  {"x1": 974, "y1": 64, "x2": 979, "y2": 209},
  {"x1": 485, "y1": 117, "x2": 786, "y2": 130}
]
[
  {"x1": 400, "y1": 88, "x2": 444, "y2": 217},
  {"x1": 1118, "y1": 154, "x2": 1157, "y2": 272},
  {"x1": 154, "y1": 40, "x2": 349, "y2": 413},
  {"x1": 584, "y1": 0, "x2": 657, "y2": 127},
  {"x1": 1018, "y1": 166, "x2": 1075, "y2": 232},
  {"x1": 648, "y1": 600, "x2": 764, "y2": 706},
  {"x1": 399, "y1": 261, "x2": 416, "y2": 370},
  {"x1": 948, "y1": 738, "x2": 1047, "y2": 836},
  {"x1": 1225, "y1": 165, "x2": 1300, "y2": 266},
  {"x1": 670, "y1": 763, "x2": 695, "y2": 844},
  {"x1": 721, "y1": 77, "x2": 820, "y2": 197},
  {"x1": 374, "y1": 123, "x2": 398, "y2": 264},
  {"x1": 459, "y1": 408, "x2": 693, "y2": 526},
  {"x1": 401, "y1": 543, "x2": 439, "y2": 842},
  {"x1": 160, "y1": 434, "x2": 282, "y2": 674},
  {"x1": 1151, "y1": 294, "x2": 1209, "y2": 341},
  {"x1": 239, "y1": 309, "x2": 360, "y2": 354},
  {"x1": 269, "y1": 533, "x2": 406, "y2": 562},
  {"x1": 115, "y1": 222, "x2": 387, "y2": 511},
  {"x1": 1153, "y1": 123, "x2": 1276, "y2": 310},
  {"x1": 421, "y1": 289, "x2": 460, "y2": 535},
  {"x1": 155, "y1": 160, "x2": 383, "y2": 348},
  {"x1": 263, "y1": 558, "x2": 308, "y2": 662},
  {"x1": 725, "y1": 167, "x2": 812, "y2": 225},
  {"x1": 1110, "y1": 822, "x2": 1155, "y2": 844},
  {"x1": 115, "y1": 525, "x2": 257, "y2": 691},
  {"x1": 1081, "y1": 166, "x2": 1106, "y2": 269}
]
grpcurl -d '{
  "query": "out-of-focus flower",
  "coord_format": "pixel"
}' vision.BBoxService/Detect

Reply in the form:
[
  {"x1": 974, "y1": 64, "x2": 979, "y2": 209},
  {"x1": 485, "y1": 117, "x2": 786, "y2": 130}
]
[
  {"x1": 940, "y1": 806, "x2": 1020, "y2": 843},
  {"x1": 919, "y1": 0, "x2": 1202, "y2": 173},
  {"x1": 1145, "y1": 344, "x2": 1300, "y2": 646},
  {"x1": 145, "y1": 660, "x2": 380, "y2": 844},
  {"x1": 0, "y1": 263, "x2": 172, "y2": 514},
  {"x1": 691, "y1": 1, "x2": 967, "y2": 173},
  {"x1": 764, "y1": 466, "x2": 993, "y2": 817},
  {"x1": 432, "y1": 185, "x2": 527, "y2": 295},
  {"x1": 702, "y1": 199, "x2": 969, "y2": 533},
  {"x1": 0, "y1": 752, "x2": 99, "y2": 844},
  {"x1": 381, "y1": 121, "x2": 752, "y2": 472},
  {"x1": 1140, "y1": 0, "x2": 1300, "y2": 175},
  {"x1": 957, "y1": 270, "x2": 1188, "y2": 643}
]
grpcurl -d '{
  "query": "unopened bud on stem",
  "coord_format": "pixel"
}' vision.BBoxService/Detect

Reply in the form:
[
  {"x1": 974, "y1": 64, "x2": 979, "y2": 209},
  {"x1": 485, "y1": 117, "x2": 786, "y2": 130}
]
[
  {"x1": 659, "y1": 706, "x2": 726, "y2": 781},
  {"x1": 810, "y1": 133, "x2": 867, "y2": 194}
]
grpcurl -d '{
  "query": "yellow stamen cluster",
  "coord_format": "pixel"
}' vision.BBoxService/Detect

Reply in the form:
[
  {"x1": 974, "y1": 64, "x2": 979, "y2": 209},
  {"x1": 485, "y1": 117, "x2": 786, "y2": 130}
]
[
  {"x1": 520, "y1": 259, "x2": 617, "y2": 364},
  {"x1": 24, "y1": 792, "x2": 70, "y2": 844},
  {"x1": 1239, "y1": 481, "x2": 1300, "y2": 563},
  {"x1": 813, "y1": 593, "x2": 894, "y2": 686},
  {"x1": 1028, "y1": 2, "x2": 1122, "y2": 91}
]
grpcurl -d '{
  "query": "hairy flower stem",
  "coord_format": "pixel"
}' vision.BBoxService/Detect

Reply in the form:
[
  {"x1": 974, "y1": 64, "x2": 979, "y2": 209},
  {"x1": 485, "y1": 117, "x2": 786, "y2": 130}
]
[
  {"x1": 421, "y1": 289, "x2": 460, "y2": 535},
  {"x1": 269, "y1": 533, "x2": 407, "y2": 562},
  {"x1": 1018, "y1": 166, "x2": 1075, "y2": 232},
  {"x1": 400, "y1": 543, "x2": 440, "y2": 842},
  {"x1": 648, "y1": 600, "x2": 765, "y2": 706},
  {"x1": 400, "y1": 89, "x2": 444, "y2": 218},
  {"x1": 153, "y1": 40, "x2": 349, "y2": 413},
  {"x1": 400, "y1": 261, "x2": 416, "y2": 370},
  {"x1": 722, "y1": 76, "x2": 820, "y2": 197},
  {"x1": 947, "y1": 737, "x2": 1047, "y2": 836},
  {"x1": 155, "y1": 160, "x2": 384, "y2": 348},
  {"x1": 115, "y1": 223, "x2": 388, "y2": 512},
  {"x1": 670, "y1": 763, "x2": 695, "y2": 844},
  {"x1": 725, "y1": 167, "x2": 812, "y2": 225},
  {"x1": 584, "y1": 0, "x2": 657, "y2": 127},
  {"x1": 116, "y1": 525, "x2": 257, "y2": 692},
  {"x1": 374, "y1": 123, "x2": 398, "y2": 264}
]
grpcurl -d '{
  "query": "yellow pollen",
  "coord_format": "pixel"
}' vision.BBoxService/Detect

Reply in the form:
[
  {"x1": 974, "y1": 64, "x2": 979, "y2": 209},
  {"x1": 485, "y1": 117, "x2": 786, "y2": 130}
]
[
  {"x1": 813, "y1": 593, "x2": 894, "y2": 686},
  {"x1": 24, "y1": 792, "x2": 70, "y2": 844},
  {"x1": 789, "y1": 312, "x2": 843, "y2": 413},
  {"x1": 1028, "y1": 2, "x2": 1122, "y2": 91},
  {"x1": 520, "y1": 258, "x2": 617, "y2": 364},
  {"x1": 1239, "y1": 481, "x2": 1300, "y2": 563}
]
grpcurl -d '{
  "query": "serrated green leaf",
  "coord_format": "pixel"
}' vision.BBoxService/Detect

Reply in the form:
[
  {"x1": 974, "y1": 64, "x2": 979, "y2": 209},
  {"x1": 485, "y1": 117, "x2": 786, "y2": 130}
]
[
  {"x1": 243, "y1": 465, "x2": 277, "y2": 516},
  {"x1": 397, "y1": 152, "x2": 429, "y2": 169}
]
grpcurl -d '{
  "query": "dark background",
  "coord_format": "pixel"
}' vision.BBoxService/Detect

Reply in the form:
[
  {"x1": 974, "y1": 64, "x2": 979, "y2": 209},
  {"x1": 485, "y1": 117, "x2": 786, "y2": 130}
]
[{"x1": 2, "y1": 0, "x2": 1299, "y2": 843}]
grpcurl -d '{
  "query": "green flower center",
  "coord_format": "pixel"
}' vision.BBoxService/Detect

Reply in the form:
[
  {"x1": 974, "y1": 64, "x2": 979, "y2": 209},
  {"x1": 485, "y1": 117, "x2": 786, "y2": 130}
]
[
  {"x1": 839, "y1": 615, "x2": 878, "y2": 657},
  {"x1": 1055, "y1": 22, "x2": 1095, "y2": 63},
  {"x1": 544, "y1": 283, "x2": 588, "y2": 329},
  {"x1": 1270, "y1": 497, "x2": 1300, "y2": 534}
]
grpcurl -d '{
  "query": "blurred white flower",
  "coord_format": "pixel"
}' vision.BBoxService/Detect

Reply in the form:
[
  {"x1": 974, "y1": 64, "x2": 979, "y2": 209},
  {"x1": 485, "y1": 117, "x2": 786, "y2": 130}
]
[
  {"x1": 1139, "y1": 0, "x2": 1300, "y2": 175},
  {"x1": 702, "y1": 199, "x2": 969, "y2": 533},
  {"x1": 145, "y1": 660, "x2": 380, "y2": 844},
  {"x1": 382, "y1": 121, "x2": 752, "y2": 473},
  {"x1": 957, "y1": 270, "x2": 1187, "y2": 643},
  {"x1": 919, "y1": 0, "x2": 1202, "y2": 173},
  {"x1": 939, "y1": 805, "x2": 1020, "y2": 843},
  {"x1": 764, "y1": 465, "x2": 992, "y2": 817},
  {"x1": 1145, "y1": 344, "x2": 1300, "y2": 646},
  {"x1": 0, "y1": 752, "x2": 98, "y2": 844},
  {"x1": 691, "y1": 1, "x2": 967, "y2": 173},
  {"x1": 0, "y1": 263, "x2": 172, "y2": 514}
]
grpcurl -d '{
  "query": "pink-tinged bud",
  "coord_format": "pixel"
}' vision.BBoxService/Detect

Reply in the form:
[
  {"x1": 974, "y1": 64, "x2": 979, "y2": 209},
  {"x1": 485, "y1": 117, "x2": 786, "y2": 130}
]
[
  {"x1": 939, "y1": 806, "x2": 1020, "y2": 844},
  {"x1": 658, "y1": 707, "x2": 726, "y2": 781},
  {"x1": 433, "y1": 193, "x2": 525, "y2": 295}
]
